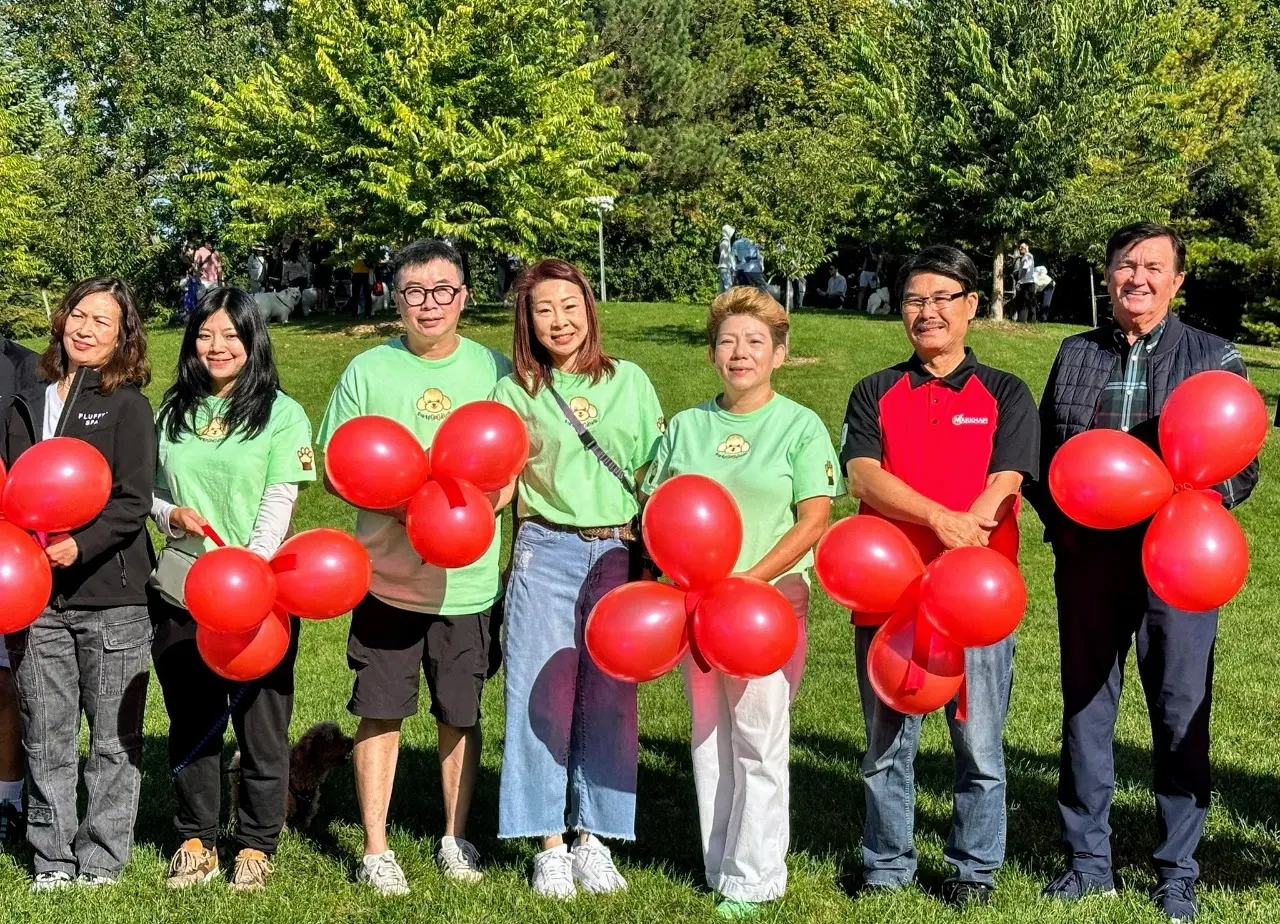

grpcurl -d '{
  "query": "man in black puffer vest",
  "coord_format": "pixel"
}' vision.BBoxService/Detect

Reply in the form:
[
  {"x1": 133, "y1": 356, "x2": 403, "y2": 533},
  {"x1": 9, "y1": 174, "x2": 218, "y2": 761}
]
[{"x1": 1026, "y1": 223, "x2": 1259, "y2": 923}]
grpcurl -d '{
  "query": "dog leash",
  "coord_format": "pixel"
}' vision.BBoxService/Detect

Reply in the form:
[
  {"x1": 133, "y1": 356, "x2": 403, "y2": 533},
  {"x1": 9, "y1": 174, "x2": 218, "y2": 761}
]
[{"x1": 171, "y1": 684, "x2": 251, "y2": 776}]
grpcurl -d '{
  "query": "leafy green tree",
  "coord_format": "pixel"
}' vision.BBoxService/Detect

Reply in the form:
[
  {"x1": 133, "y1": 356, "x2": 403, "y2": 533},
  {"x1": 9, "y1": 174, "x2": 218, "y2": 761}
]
[
  {"x1": 196, "y1": 0, "x2": 634, "y2": 259},
  {"x1": 844, "y1": 0, "x2": 1259, "y2": 317}
]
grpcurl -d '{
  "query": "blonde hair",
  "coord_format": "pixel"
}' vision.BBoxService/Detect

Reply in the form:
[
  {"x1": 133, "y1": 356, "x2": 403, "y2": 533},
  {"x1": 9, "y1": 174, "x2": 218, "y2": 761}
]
[{"x1": 706, "y1": 286, "x2": 789, "y2": 348}]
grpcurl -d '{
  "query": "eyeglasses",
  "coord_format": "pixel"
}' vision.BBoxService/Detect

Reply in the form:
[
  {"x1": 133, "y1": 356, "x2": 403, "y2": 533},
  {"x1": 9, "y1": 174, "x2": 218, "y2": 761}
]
[
  {"x1": 398, "y1": 284, "x2": 463, "y2": 307},
  {"x1": 901, "y1": 290, "x2": 968, "y2": 313}
]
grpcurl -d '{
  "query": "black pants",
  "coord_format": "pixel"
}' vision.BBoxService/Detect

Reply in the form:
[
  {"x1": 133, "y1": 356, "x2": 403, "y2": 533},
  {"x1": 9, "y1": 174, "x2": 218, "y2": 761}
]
[
  {"x1": 350, "y1": 273, "x2": 370, "y2": 316},
  {"x1": 1053, "y1": 532, "x2": 1216, "y2": 882},
  {"x1": 1014, "y1": 283, "x2": 1038, "y2": 321},
  {"x1": 149, "y1": 589, "x2": 299, "y2": 854}
]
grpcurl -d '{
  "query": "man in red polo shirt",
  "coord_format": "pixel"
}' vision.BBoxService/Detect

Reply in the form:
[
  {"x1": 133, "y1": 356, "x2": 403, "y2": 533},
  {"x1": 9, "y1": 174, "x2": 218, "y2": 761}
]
[{"x1": 839, "y1": 245, "x2": 1039, "y2": 907}]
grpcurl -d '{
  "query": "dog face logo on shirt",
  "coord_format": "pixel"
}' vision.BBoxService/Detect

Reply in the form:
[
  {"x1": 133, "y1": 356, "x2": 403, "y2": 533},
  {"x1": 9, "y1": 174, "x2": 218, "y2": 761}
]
[
  {"x1": 196, "y1": 416, "x2": 229, "y2": 442},
  {"x1": 716, "y1": 434, "x2": 751, "y2": 458},
  {"x1": 416, "y1": 387, "x2": 453, "y2": 420},
  {"x1": 297, "y1": 447, "x2": 314, "y2": 472},
  {"x1": 569, "y1": 396, "x2": 598, "y2": 426}
]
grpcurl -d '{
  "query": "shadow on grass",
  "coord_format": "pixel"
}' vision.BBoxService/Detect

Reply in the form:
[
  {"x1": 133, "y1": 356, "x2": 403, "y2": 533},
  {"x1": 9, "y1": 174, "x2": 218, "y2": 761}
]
[{"x1": 127, "y1": 713, "x2": 1278, "y2": 891}]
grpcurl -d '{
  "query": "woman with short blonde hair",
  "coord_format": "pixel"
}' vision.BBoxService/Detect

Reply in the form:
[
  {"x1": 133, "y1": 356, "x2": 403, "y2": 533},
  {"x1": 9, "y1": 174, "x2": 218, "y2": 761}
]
[{"x1": 644, "y1": 286, "x2": 842, "y2": 917}]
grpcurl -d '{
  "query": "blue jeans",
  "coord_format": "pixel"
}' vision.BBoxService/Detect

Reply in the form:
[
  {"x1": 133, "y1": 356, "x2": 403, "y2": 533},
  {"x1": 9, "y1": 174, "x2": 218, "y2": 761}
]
[
  {"x1": 854, "y1": 627, "x2": 1014, "y2": 886},
  {"x1": 498, "y1": 522, "x2": 638, "y2": 840}
]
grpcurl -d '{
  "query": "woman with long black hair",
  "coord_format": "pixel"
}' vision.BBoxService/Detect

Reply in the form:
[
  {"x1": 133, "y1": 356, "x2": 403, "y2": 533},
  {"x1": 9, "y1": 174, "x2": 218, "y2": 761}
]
[{"x1": 147, "y1": 286, "x2": 315, "y2": 891}]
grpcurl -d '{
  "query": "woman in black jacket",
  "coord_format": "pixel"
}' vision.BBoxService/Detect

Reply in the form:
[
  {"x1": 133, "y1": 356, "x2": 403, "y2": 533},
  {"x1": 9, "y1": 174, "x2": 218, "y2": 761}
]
[{"x1": 3, "y1": 277, "x2": 157, "y2": 892}]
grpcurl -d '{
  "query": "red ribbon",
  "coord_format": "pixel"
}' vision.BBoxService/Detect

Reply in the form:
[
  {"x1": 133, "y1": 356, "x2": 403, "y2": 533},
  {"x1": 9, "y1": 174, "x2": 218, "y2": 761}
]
[{"x1": 202, "y1": 524, "x2": 227, "y2": 548}]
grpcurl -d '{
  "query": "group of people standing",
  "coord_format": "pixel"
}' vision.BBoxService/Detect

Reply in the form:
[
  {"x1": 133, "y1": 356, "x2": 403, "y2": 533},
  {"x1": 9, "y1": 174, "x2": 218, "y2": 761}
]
[{"x1": 0, "y1": 222, "x2": 1258, "y2": 924}]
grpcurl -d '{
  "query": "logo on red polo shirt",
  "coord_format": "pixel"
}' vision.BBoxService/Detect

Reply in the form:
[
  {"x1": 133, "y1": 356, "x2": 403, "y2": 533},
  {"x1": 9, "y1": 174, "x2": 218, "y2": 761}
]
[{"x1": 951, "y1": 413, "x2": 989, "y2": 426}]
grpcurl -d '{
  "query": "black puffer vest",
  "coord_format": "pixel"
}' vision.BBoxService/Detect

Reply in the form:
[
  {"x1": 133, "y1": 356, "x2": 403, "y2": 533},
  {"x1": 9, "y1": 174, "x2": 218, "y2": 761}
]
[{"x1": 1028, "y1": 313, "x2": 1258, "y2": 539}]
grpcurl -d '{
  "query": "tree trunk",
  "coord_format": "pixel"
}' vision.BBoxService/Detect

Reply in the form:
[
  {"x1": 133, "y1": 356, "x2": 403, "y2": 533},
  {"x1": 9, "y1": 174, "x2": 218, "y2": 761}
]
[
  {"x1": 991, "y1": 247, "x2": 1006, "y2": 321},
  {"x1": 784, "y1": 277, "x2": 793, "y2": 350},
  {"x1": 1089, "y1": 265, "x2": 1098, "y2": 327}
]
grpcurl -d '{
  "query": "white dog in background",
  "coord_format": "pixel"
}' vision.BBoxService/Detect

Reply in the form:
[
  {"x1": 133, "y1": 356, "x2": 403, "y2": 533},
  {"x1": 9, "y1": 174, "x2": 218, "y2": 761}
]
[
  {"x1": 255, "y1": 287, "x2": 316, "y2": 324},
  {"x1": 866, "y1": 286, "x2": 892, "y2": 315}
]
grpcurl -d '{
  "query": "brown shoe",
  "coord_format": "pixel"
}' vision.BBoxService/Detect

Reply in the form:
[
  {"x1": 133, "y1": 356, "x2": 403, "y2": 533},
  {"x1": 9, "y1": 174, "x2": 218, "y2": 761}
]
[
  {"x1": 166, "y1": 838, "x2": 219, "y2": 889},
  {"x1": 229, "y1": 848, "x2": 273, "y2": 892}
]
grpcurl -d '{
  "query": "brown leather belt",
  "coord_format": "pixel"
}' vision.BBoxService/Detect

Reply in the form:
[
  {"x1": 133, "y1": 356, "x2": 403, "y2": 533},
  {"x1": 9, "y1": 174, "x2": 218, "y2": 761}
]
[{"x1": 524, "y1": 515, "x2": 636, "y2": 543}]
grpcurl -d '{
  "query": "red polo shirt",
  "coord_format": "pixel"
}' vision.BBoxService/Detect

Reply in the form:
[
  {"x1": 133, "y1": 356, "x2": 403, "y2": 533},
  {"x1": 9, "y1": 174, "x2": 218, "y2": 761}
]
[{"x1": 838, "y1": 348, "x2": 1039, "y2": 624}]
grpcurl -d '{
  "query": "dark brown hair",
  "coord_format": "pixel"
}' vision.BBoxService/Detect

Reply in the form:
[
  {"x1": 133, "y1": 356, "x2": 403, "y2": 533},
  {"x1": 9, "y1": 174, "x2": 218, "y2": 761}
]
[
  {"x1": 511, "y1": 259, "x2": 616, "y2": 395},
  {"x1": 39, "y1": 277, "x2": 151, "y2": 394}
]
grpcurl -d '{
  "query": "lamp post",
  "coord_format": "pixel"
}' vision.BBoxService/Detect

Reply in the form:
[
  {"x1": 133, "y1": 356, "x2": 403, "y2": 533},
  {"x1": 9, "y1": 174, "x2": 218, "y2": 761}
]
[{"x1": 587, "y1": 195, "x2": 615, "y2": 302}]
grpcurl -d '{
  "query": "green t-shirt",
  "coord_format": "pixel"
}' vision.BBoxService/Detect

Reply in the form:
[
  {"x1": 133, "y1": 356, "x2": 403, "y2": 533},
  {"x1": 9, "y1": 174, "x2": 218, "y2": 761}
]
[
  {"x1": 490, "y1": 360, "x2": 665, "y2": 527},
  {"x1": 317, "y1": 336, "x2": 512, "y2": 615},
  {"x1": 157, "y1": 392, "x2": 316, "y2": 556},
  {"x1": 642, "y1": 393, "x2": 844, "y2": 582}
]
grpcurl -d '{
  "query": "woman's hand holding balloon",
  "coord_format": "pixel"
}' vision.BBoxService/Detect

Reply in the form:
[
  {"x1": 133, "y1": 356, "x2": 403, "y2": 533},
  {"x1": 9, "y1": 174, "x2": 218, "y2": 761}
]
[
  {"x1": 44, "y1": 536, "x2": 79, "y2": 568},
  {"x1": 171, "y1": 506, "x2": 210, "y2": 537}
]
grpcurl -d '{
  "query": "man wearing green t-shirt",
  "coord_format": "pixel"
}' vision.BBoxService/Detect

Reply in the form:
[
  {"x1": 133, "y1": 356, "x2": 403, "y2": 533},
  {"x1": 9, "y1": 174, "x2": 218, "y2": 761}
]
[{"x1": 318, "y1": 240, "x2": 514, "y2": 894}]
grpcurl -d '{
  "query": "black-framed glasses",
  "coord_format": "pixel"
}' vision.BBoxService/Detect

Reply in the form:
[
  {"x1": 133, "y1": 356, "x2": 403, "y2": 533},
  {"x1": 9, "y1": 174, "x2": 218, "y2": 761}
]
[
  {"x1": 901, "y1": 290, "x2": 968, "y2": 313},
  {"x1": 399, "y1": 284, "x2": 463, "y2": 307}
]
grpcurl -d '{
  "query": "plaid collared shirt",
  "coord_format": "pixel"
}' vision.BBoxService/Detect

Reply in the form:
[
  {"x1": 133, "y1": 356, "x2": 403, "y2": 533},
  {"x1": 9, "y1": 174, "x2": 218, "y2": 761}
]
[{"x1": 1094, "y1": 317, "x2": 1246, "y2": 433}]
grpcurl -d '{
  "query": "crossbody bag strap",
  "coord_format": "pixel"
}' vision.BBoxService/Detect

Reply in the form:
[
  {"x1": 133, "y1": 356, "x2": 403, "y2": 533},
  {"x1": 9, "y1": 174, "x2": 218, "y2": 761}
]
[{"x1": 547, "y1": 383, "x2": 635, "y2": 495}]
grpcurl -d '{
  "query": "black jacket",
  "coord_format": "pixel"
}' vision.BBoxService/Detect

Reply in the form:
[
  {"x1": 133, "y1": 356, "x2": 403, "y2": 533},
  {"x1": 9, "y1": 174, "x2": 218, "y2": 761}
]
[
  {"x1": 1025, "y1": 312, "x2": 1260, "y2": 543},
  {"x1": 0, "y1": 337, "x2": 39, "y2": 422},
  {"x1": 5, "y1": 366, "x2": 157, "y2": 609}
]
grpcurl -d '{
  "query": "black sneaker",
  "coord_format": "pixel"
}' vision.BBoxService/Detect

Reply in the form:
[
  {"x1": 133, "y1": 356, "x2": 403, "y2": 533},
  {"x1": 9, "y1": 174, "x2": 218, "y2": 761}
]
[
  {"x1": 1152, "y1": 878, "x2": 1198, "y2": 922},
  {"x1": 0, "y1": 801, "x2": 25, "y2": 848},
  {"x1": 1042, "y1": 868, "x2": 1117, "y2": 900},
  {"x1": 942, "y1": 880, "x2": 993, "y2": 908}
]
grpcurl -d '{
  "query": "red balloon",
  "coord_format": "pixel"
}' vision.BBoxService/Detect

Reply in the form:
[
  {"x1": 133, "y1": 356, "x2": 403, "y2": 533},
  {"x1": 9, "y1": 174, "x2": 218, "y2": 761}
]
[
  {"x1": 1049, "y1": 430, "x2": 1174, "y2": 529},
  {"x1": 586, "y1": 581, "x2": 689, "y2": 683},
  {"x1": 325, "y1": 416, "x2": 429, "y2": 510},
  {"x1": 430, "y1": 401, "x2": 530, "y2": 493},
  {"x1": 1143, "y1": 490, "x2": 1249, "y2": 612},
  {"x1": 690, "y1": 576, "x2": 798, "y2": 679},
  {"x1": 642, "y1": 475, "x2": 743, "y2": 592},
  {"x1": 918, "y1": 546, "x2": 1028, "y2": 648},
  {"x1": 2, "y1": 437, "x2": 112, "y2": 533},
  {"x1": 405, "y1": 477, "x2": 496, "y2": 569},
  {"x1": 815, "y1": 515, "x2": 924, "y2": 612},
  {"x1": 866, "y1": 597, "x2": 965, "y2": 715},
  {"x1": 197, "y1": 606, "x2": 292, "y2": 681},
  {"x1": 184, "y1": 547, "x2": 278, "y2": 634},
  {"x1": 0, "y1": 457, "x2": 7, "y2": 495},
  {"x1": 1160, "y1": 370, "x2": 1268, "y2": 490},
  {"x1": 987, "y1": 513, "x2": 1020, "y2": 565},
  {"x1": 0, "y1": 521, "x2": 52, "y2": 632},
  {"x1": 270, "y1": 528, "x2": 372, "y2": 619}
]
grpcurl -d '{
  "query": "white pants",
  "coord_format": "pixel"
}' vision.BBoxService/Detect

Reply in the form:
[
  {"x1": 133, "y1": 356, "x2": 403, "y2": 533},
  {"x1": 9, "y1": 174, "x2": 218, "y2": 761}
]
[{"x1": 683, "y1": 576, "x2": 809, "y2": 902}]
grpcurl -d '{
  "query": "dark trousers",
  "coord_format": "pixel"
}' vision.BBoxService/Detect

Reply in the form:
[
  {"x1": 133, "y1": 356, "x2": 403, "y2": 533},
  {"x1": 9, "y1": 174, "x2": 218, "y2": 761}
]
[
  {"x1": 1014, "y1": 283, "x2": 1038, "y2": 321},
  {"x1": 149, "y1": 590, "x2": 299, "y2": 854},
  {"x1": 350, "y1": 273, "x2": 370, "y2": 316},
  {"x1": 1053, "y1": 534, "x2": 1216, "y2": 882}
]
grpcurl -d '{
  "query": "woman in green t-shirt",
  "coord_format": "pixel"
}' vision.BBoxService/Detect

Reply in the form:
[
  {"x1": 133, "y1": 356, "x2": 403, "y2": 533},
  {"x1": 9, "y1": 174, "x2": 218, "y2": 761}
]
[
  {"x1": 642, "y1": 287, "x2": 842, "y2": 918},
  {"x1": 491, "y1": 259, "x2": 664, "y2": 899},
  {"x1": 147, "y1": 287, "x2": 316, "y2": 892}
]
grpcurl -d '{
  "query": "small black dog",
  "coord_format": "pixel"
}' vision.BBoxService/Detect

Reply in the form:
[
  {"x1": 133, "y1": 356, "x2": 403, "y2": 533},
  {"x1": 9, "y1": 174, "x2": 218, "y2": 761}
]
[{"x1": 228, "y1": 721, "x2": 354, "y2": 831}]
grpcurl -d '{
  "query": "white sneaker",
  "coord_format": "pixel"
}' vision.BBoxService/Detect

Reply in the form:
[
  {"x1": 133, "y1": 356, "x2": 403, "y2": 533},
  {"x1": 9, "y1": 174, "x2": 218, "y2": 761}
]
[
  {"x1": 571, "y1": 833, "x2": 628, "y2": 894},
  {"x1": 76, "y1": 873, "x2": 116, "y2": 889},
  {"x1": 30, "y1": 871, "x2": 73, "y2": 892},
  {"x1": 532, "y1": 844, "x2": 576, "y2": 899},
  {"x1": 356, "y1": 850, "x2": 410, "y2": 896},
  {"x1": 437, "y1": 835, "x2": 483, "y2": 883}
]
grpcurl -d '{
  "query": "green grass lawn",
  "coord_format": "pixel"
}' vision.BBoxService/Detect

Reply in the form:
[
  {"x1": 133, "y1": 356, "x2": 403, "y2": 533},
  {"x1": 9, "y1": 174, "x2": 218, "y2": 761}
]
[{"x1": 4, "y1": 304, "x2": 1279, "y2": 923}]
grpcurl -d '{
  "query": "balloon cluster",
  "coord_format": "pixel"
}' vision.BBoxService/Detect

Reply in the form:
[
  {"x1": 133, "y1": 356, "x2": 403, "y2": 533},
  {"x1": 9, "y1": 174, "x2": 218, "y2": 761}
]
[
  {"x1": 0, "y1": 438, "x2": 113, "y2": 633},
  {"x1": 585, "y1": 474, "x2": 800, "y2": 683},
  {"x1": 325, "y1": 403, "x2": 529, "y2": 569},
  {"x1": 1049, "y1": 371, "x2": 1266, "y2": 611},
  {"x1": 815, "y1": 515, "x2": 1027, "y2": 715},
  {"x1": 186, "y1": 527, "x2": 373, "y2": 681}
]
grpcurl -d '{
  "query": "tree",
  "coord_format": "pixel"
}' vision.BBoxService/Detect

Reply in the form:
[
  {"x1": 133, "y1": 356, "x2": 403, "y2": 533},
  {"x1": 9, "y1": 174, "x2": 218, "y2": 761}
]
[
  {"x1": 844, "y1": 0, "x2": 1259, "y2": 318},
  {"x1": 195, "y1": 0, "x2": 635, "y2": 259}
]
